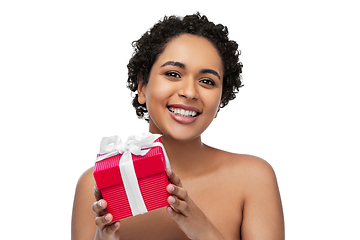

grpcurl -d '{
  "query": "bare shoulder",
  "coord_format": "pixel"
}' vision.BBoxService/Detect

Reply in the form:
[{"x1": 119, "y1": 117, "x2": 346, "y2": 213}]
[
  {"x1": 234, "y1": 153, "x2": 277, "y2": 181},
  {"x1": 73, "y1": 167, "x2": 96, "y2": 203},
  {"x1": 211, "y1": 149, "x2": 284, "y2": 239},
  {"x1": 200, "y1": 147, "x2": 284, "y2": 239},
  {"x1": 208, "y1": 147, "x2": 282, "y2": 207},
  {"x1": 75, "y1": 166, "x2": 95, "y2": 190},
  {"x1": 234, "y1": 154, "x2": 280, "y2": 196},
  {"x1": 210, "y1": 147, "x2": 277, "y2": 184}
]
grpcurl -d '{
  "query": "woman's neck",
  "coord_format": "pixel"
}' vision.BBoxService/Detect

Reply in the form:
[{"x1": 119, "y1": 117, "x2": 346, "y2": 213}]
[{"x1": 160, "y1": 135, "x2": 208, "y2": 178}]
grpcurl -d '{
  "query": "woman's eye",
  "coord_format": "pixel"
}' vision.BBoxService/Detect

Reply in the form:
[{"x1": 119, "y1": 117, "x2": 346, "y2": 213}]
[
  {"x1": 165, "y1": 71, "x2": 181, "y2": 78},
  {"x1": 200, "y1": 79, "x2": 215, "y2": 85}
]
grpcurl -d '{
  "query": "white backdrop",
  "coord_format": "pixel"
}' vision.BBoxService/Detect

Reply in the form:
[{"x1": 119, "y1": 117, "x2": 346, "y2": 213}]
[{"x1": 1, "y1": 1, "x2": 359, "y2": 239}]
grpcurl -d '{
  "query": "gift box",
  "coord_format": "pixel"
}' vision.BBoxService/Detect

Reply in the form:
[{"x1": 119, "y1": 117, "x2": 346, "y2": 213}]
[{"x1": 93, "y1": 133, "x2": 171, "y2": 221}]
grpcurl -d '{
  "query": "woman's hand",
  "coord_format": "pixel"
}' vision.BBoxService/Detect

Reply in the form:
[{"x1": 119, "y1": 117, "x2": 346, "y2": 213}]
[
  {"x1": 92, "y1": 185, "x2": 121, "y2": 240},
  {"x1": 166, "y1": 169, "x2": 225, "y2": 240}
]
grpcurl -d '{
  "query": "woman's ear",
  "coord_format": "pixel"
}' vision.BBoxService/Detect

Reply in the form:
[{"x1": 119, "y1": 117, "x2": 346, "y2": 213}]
[{"x1": 137, "y1": 74, "x2": 146, "y2": 105}]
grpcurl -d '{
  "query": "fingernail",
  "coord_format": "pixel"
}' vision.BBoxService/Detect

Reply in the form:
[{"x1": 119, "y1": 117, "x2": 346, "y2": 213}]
[
  {"x1": 167, "y1": 206, "x2": 176, "y2": 216},
  {"x1": 168, "y1": 168, "x2": 172, "y2": 175},
  {"x1": 98, "y1": 200, "x2": 102, "y2": 208},
  {"x1": 105, "y1": 214, "x2": 111, "y2": 221},
  {"x1": 169, "y1": 184, "x2": 175, "y2": 192},
  {"x1": 169, "y1": 196, "x2": 176, "y2": 204}
]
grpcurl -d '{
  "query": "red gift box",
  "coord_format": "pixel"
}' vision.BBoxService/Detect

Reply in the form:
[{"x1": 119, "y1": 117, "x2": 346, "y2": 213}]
[{"x1": 93, "y1": 135, "x2": 170, "y2": 221}]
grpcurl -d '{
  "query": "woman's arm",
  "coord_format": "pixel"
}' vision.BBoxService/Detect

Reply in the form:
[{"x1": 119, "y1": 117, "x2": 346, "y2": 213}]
[
  {"x1": 72, "y1": 167, "x2": 120, "y2": 240},
  {"x1": 72, "y1": 167, "x2": 97, "y2": 240},
  {"x1": 240, "y1": 158, "x2": 285, "y2": 240}
]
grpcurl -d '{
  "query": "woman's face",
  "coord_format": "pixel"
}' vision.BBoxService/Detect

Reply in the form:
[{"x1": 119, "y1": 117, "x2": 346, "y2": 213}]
[{"x1": 138, "y1": 34, "x2": 223, "y2": 142}]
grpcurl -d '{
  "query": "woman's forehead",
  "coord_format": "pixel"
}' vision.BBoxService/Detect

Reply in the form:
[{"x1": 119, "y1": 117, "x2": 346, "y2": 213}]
[{"x1": 155, "y1": 34, "x2": 223, "y2": 75}]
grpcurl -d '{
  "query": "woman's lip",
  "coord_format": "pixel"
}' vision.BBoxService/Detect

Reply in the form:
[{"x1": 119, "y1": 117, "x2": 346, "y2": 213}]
[
  {"x1": 168, "y1": 108, "x2": 199, "y2": 124},
  {"x1": 167, "y1": 104, "x2": 202, "y2": 113}
]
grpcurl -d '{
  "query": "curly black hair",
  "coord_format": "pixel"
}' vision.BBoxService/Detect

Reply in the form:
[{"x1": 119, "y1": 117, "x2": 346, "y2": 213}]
[{"x1": 127, "y1": 12, "x2": 243, "y2": 121}]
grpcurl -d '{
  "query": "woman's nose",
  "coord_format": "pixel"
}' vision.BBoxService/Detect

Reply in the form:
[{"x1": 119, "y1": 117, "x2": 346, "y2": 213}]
[{"x1": 177, "y1": 78, "x2": 199, "y2": 100}]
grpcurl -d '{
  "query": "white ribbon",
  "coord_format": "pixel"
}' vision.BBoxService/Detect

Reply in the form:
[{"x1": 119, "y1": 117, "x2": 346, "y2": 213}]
[{"x1": 96, "y1": 132, "x2": 170, "y2": 216}]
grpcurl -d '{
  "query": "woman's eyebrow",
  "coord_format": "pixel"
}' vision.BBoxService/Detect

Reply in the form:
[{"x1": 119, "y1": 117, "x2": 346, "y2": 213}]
[
  {"x1": 200, "y1": 69, "x2": 221, "y2": 80},
  {"x1": 161, "y1": 61, "x2": 186, "y2": 69}
]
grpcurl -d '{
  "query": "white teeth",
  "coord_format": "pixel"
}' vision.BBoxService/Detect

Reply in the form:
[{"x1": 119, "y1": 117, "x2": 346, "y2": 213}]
[{"x1": 169, "y1": 107, "x2": 198, "y2": 117}]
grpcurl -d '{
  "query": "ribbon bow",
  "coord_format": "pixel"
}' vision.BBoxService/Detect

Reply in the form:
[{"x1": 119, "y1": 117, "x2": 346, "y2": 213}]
[
  {"x1": 97, "y1": 133, "x2": 163, "y2": 161},
  {"x1": 96, "y1": 132, "x2": 170, "y2": 216}
]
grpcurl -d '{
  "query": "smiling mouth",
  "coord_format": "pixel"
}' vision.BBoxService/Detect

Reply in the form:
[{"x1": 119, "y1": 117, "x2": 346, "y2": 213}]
[{"x1": 168, "y1": 107, "x2": 200, "y2": 118}]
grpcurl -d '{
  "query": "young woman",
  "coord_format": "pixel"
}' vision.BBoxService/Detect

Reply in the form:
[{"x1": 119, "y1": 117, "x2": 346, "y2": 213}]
[{"x1": 72, "y1": 13, "x2": 284, "y2": 240}]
